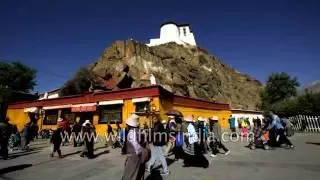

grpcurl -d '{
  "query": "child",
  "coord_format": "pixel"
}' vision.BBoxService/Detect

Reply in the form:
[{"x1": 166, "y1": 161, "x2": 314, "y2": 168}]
[
  {"x1": 241, "y1": 119, "x2": 248, "y2": 137},
  {"x1": 249, "y1": 119, "x2": 269, "y2": 150},
  {"x1": 50, "y1": 126, "x2": 63, "y2": 158}
]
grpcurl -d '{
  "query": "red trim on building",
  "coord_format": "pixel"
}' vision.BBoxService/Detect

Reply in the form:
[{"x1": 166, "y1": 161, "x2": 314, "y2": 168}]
[
  {"x1": 8, "y1": 85, "x2": 230, "y2": 111},
  {"x1": 9, "y1": 86, "x2": 161, "y2": 109},
  {"x1": 173, "y1": 95, "x2": 230, "y2": 110}
]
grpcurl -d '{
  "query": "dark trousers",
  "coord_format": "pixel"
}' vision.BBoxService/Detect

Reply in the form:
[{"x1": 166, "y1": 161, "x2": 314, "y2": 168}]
[
  {"x1": 173, "y1": 146, "x2": 185, "y2": 160},
  {"x1": 52, "y1": 143, "x2": 62, "y2": 156},
  {"x1": 230, "y1": 128, "x2": 236, "y2": 137},
  {"x1": 0, "y1": 139, "x2": 9, "y2": 159},
  {"x1": 73, "y1": 132, "x2": 79, "y2": 147},
  {"x1": 278, "y1": 129, "x2": 293, "y2": 146},
  {"x1": 268, "y1": 129, "x2": 277, "y2": 147},
  {"x1": 211, "y1": 141, "x2": 229, "y2": 155},
  {"x1": 81, "y1": 141, "x2": 94, "y2": 158},
  {"x1": 200, "y1": 140, "x2": 208, "y2": 154}
]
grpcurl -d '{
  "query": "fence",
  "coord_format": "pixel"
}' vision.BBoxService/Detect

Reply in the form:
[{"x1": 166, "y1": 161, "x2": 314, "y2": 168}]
[{"x1": 289, "y1": 115, "x2": 320, "y2": 133}]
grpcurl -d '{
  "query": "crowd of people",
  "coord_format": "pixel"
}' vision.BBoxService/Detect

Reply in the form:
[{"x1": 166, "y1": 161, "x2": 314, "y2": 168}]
[
  {"x1": 0, "y1": 111, "x2": 295, "y2": 180},
  {"x1": 121, "y1": 113, "x2": 233, "y2": 180}
]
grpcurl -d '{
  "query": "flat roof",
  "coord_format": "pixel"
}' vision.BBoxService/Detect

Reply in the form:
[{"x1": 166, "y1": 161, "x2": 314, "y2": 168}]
[{"x1": 8, "y1": 85, "x2": 230, "y2": 110}]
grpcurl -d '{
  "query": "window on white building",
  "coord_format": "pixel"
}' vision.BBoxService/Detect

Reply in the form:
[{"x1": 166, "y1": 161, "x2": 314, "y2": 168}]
[{"x1": 183, "y1": 28, "x2": 187, "y2": 36}]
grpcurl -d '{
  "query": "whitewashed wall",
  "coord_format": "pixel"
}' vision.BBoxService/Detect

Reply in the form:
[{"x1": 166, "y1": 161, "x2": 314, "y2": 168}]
[
  {"x1": 147, "y1": 23, "x2": 196, "y2": 47},
  {"x1": 179, "y1": 26, "x2": 196, "y2": 46}
]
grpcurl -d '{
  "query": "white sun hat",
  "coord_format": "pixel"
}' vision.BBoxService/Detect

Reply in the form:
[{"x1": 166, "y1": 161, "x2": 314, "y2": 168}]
[
  {"x1": 210, "y1": 116, "x2": 219, "y2": 121},
  {"x1": 82, "y1": 120, "x2": 92, "y2": 127},
  {"x1": 126, "y1": 114, "x2": 140, "y2": 127},
  {"x1": 184, "y1": 115, "x2": 194, "y2": 122},
  {"x1": 197, "y1": 117, "x2": 205, "y2": 122}
]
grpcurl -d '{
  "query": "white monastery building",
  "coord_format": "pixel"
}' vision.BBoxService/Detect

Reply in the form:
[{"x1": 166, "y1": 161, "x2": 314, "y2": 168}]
[{"x1": 147, "y1": 22, "x2": 197, "y2": 47}]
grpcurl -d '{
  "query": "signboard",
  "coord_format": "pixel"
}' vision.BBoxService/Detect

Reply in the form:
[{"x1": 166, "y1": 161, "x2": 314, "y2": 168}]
[{"x1": 71, "y1": 106, "x2": 96, "y2": 112}]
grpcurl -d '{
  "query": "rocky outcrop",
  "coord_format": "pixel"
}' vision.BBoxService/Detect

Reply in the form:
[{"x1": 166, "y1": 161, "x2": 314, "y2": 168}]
[{"x1": 89, "y1": 40, "x2": 262, "y2": 110}]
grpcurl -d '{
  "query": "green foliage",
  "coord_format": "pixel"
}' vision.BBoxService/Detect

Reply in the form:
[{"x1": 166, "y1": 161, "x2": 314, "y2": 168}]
[
  {"x1": 0, "y1": 61, "x2": 37, "y2": 121},
  {"x1": 0, "y1": 62, "x2": 37, "y2": 93},
  {"x1": 261, "y1": 72, "x2": 300, "y2": 110},
  {"x1": 60, "y1": 68, "x2": 93, "y2": 96},
  {"x1": 271, "y1": 92, "x2": 320, "y2": 116}
]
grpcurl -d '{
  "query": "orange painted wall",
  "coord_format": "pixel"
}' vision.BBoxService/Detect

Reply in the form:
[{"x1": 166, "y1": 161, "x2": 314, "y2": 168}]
[{"x1": 172, "y1": 105, "x2": 231, "y2": 128}]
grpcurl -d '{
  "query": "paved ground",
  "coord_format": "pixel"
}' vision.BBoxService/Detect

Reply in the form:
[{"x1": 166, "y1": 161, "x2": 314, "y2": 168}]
[{"x1": 0, "y1": 133, "x2": 320, "y2": 180}]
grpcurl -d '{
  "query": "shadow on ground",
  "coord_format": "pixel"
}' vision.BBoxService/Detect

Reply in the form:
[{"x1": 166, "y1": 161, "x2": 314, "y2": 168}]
[
  {"x1": 0, "y1": 164, "x2": 32, "y2": 174},
  {"x1": 94, "y1": 146, "x2": 108, "y2": 151},
  {"x1": 306, "y1": 142, "x2": 320, "y2": 146},
  {"x1": 145, "y1": 171, "x2": 163, "y2": 180},
  {"x1": 63, "y1": 150, "x2": 82, "y2": 158},
  {"x1": 9, "y1": 151, "x2": 41, "y2": 160},
  {"x1": 94, "y1": 150, "x2": 110, "y2": 158}
]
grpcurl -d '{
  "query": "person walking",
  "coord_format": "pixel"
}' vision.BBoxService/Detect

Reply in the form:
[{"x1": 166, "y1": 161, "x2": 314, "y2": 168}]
[
  {"x1": 106, "y1": 123, "x2": 114, "y2": 147},
  {"x1": 228, "y1": 115, "x2": 236, "y2": 137},
  {"x1": 165, "y1": 115, "x2": 176, "y2": 156},
  {"x1": 0, "y1": 118, "x2": 12, "y2": 160},
  {"x1": 80, "y1": 120, "x2": 95, "y2": 159},
  {"x1": 197, "y1": 117, "x2": 208, "y2": 154},
  {"x1": 183, "y1": 116, "x2": 208, "y2": 168},
  {"x1": 268, "y1": 112, "x2": 294, "y2": 148},
  {"x1": 21, "y1": 122, "x2": 32, "y2": 150},
  {"x1": 71, "y1": 119, "x2": 82, "y2": 147},
  {"x1": 122, "y1": 114, "x2": 149, "y2": 180},
  {"x1": 209, "y1": 116, "x2": 230, "y2": 157},
  {"x1": 146, "y1": 115, "x2": 169, "y2": 175},
  {"x1": 58, "y1": 117, "x2": 71, "y2": 146},
  {"x1": 50, "y1": 125, "x2": 63, "y2": 158}
]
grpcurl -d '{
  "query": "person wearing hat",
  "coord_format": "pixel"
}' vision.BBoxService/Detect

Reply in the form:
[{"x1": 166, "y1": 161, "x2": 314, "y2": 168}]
[
  {"x1": 146, "y1": 114, "x2": 170, "y2": 175},
  {"x1": 209, "y1": 116, "x2": 230, "y2": 157},
  {"x1": 80, "y1": 120, "x2": 95, "y2": 159},
  {"x1": 122, "y1": 114, "x2": 148, "y2": 180},
  {"x1": 183, "y1": 116, "x2": 209, "y2": 168},
  {"x1": 122, "y1": 114, "x2": 150, "y2": 180}
]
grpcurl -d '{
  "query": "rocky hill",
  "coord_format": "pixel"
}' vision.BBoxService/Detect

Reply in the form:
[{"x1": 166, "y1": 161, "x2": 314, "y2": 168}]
[{"x1": 89, "y1": 40, "x2": 262, "y2": 110}]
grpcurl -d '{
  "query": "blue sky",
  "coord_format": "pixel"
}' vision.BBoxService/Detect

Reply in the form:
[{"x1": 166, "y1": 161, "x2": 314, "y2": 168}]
[{"x1": 0, "y1": 0, "x2": 319, "y2": 93}]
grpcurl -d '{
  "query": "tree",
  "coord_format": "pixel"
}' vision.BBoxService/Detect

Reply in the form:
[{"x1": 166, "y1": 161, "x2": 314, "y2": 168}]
[
  {"x1": 60, "y1": 68, "x2": 93, "y2": 96},
  {"x1": 0, "y1": 61, "x2": 37, "y2": 121},
  {"x1": 261, "y1": 72, "x2": 300, "y2": 110}
]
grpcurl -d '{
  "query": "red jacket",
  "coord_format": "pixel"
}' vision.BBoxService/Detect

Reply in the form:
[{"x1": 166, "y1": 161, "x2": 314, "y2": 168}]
[{"x1": 58, "y1": 120, "x2": 70, "y2": 131}]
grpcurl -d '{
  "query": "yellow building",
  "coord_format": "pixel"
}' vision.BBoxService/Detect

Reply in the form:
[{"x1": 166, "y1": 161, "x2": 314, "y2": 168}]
[{"x1": 7, "y1": 85, "x2": 231, "y2": 135}]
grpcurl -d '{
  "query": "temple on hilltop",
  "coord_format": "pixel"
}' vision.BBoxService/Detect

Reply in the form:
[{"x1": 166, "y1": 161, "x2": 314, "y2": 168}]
[{"x1": 147, "y1": 22, "x2": 197, "y2": 47}]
